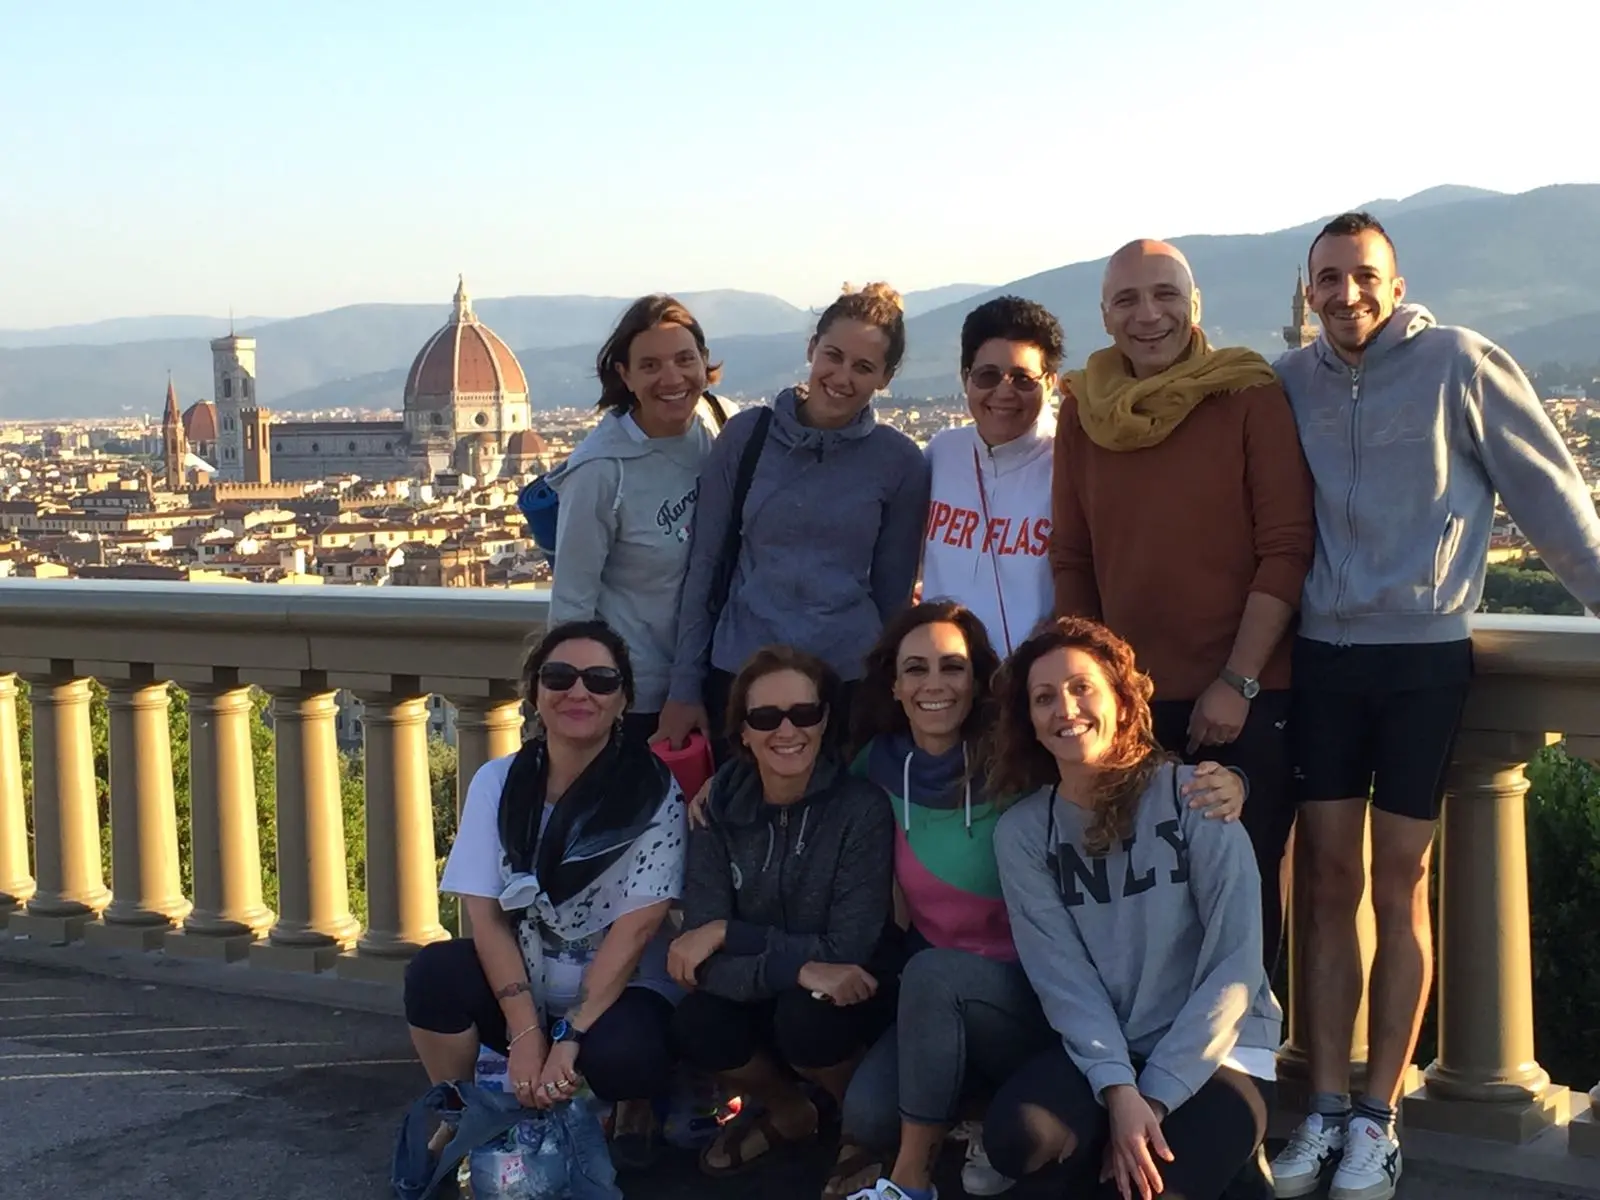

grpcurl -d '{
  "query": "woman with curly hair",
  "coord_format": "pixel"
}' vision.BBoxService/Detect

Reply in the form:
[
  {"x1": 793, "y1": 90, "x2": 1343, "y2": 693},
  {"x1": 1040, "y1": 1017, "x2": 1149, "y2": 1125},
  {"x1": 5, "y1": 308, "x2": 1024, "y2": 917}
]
[
  {"x1": 837, "y1": 603, "x2": 1247, "y2": 1200},
  {"x1": 982, "y1": 617, "x2": 1277, "y2": 1200}
]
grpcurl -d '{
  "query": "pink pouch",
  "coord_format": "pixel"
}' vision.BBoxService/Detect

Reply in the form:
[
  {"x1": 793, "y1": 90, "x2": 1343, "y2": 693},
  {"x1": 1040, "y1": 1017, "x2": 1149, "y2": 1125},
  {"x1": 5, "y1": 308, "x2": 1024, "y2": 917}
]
[{"x1": 653, "y1": 732, "x2": 715, "y2": 801}]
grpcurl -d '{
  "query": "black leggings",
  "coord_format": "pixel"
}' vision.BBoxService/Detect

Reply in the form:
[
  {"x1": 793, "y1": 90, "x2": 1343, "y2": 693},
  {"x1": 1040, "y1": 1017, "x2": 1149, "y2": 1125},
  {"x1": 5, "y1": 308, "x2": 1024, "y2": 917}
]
[
  {"x1": 672, "y1": 986, "x2": 891, "y2": 1074},
  {"x1": 984, "y1": 1047, "x2": 1273, "y2": 1200},
  {"x1": 403, "y1": 937, "x2": 676, "y2": 1103}
]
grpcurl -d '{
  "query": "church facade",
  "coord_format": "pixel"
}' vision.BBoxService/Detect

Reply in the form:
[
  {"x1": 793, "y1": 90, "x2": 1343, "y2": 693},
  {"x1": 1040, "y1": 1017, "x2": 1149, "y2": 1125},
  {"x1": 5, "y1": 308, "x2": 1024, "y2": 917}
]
[{"x1": 190, "y1": 278, "x2": 538, "y2": 484}]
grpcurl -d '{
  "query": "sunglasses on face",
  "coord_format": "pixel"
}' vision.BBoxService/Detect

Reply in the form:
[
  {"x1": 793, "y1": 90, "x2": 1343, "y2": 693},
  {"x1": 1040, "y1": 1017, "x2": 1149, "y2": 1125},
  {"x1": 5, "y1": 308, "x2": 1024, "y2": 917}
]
[
  {"x1": 537, "y1": 662, "x2": 624, "y2": 696},
  {"x1": 743, "y1": 702, "x2": 827, "y2": 732},
  {"x1": 968, "y1": 365, "x2": 1045, "y2": 393}
]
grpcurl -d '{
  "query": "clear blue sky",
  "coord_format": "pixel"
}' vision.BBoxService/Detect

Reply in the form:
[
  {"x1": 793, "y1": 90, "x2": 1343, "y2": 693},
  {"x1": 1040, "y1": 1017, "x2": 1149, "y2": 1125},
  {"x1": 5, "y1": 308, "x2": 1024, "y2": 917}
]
[{"x1": 2, "y1": 0, "x2": 1593, "y2": 328}]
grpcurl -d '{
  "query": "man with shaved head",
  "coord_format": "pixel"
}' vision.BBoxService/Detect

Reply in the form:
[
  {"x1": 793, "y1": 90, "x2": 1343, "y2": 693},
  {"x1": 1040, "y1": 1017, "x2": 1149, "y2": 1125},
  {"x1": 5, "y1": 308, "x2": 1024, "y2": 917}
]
[
  {"x1": 1268, "y1": 212, "x2": 1600, "y2": 1200},
  {"x1": 1051, "y1": 238, "x2": 1313, "y2": 965}
]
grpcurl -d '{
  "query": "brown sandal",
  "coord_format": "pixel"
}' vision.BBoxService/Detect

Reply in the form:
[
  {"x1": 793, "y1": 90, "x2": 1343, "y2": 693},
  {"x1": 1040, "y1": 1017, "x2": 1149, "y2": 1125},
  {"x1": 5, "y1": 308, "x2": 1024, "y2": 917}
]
[
  {"x1": 822, "y1": 1140, "x2": 884, "y2": 1198},
  {"x1": 698, "y1": 1111, "x2": 817, "y2": 1177}
]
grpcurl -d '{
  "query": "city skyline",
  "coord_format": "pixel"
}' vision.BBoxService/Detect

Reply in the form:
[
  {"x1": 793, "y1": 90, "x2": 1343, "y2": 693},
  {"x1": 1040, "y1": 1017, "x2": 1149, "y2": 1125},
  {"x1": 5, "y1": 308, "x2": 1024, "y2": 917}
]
[{"x1": 3, "y1": 0, "x2": 1597, "y2": 328}]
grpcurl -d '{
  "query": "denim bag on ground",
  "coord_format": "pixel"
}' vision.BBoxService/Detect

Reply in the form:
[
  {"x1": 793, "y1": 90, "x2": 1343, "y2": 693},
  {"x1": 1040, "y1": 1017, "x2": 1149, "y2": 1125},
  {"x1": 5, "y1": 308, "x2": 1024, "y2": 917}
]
[{"x1": 392, "y1": 1080, "x2": 621, "y2": 1200}]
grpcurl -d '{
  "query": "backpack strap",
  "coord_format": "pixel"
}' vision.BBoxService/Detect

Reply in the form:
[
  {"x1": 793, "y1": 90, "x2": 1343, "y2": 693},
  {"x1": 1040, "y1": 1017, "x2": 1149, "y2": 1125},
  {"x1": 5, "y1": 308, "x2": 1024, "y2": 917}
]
[
  {"x1": 703, "y1": 392, "x2": 730, "y2": 430},
  {"x1": 708, "y1": 407, "x2": 774, "y2": 617}
]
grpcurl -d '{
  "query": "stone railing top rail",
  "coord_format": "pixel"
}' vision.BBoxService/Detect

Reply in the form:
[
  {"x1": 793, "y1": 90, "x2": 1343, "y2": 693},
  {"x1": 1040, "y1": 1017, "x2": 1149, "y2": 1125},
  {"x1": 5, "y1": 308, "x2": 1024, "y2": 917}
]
[{"x1": 0, "y1": 580, "x2": 552, "y2": 695}]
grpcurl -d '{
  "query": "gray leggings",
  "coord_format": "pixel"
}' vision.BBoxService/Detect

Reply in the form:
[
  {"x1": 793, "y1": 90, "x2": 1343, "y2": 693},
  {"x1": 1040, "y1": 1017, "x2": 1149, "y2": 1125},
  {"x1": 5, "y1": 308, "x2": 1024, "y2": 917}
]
[{"x1": 841, "y1": 946, "x2": 1053, "y2": 1152}]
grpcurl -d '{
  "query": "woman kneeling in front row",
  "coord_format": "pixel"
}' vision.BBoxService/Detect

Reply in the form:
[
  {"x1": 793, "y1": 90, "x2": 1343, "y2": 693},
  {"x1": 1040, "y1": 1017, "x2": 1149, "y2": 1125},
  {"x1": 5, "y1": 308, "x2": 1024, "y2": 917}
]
[
  {"x1": 984, "y1": 617, "x2": 1279, "y2": 1200},
  {"x1": 404, "y1": 620, "x2": 685, "y2": 1168},
  {"x1": 668, "y1": 646, "x2": 900, "y2": 1185}
]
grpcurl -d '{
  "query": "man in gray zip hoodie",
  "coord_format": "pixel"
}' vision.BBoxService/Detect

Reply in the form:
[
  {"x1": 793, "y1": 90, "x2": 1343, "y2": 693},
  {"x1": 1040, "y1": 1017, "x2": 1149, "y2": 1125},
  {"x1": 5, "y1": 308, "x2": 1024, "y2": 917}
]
[{"x1": 1269, "y1": 211, "x2": 1600, "y2": 1200}]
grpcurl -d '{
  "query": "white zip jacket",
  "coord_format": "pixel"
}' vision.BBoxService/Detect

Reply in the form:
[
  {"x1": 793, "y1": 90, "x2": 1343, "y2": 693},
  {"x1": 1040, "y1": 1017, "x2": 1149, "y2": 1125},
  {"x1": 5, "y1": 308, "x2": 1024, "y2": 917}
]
[{"x1": 921, "y1": 408, "x2": 1056, "y2": 655}]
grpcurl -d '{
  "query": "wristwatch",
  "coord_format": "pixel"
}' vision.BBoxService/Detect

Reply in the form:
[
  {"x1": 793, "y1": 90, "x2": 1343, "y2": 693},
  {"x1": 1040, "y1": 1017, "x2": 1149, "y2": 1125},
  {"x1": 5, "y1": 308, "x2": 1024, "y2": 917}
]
[
  {"x1": 1218, "y1": 667, "x2": 1261, "y2": 700},
  {"x1": 549, "y1": 1018, "x2": 585, "y2": 1045}
]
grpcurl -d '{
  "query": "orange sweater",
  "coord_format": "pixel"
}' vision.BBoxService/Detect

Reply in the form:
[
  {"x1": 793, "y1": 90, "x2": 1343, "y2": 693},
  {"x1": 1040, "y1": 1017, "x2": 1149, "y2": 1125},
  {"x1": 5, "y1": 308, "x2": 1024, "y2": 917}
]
[{"x1": 1050, "y1": 381, "x2": 1313, "y2": 702}]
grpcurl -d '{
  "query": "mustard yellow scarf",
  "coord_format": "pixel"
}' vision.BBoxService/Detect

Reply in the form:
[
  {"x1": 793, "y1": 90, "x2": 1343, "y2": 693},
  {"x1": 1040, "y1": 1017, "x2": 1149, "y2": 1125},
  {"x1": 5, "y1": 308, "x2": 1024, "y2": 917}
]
[{"x1": 1067, "y1": 329, "x2": 1278, "y2": 452}]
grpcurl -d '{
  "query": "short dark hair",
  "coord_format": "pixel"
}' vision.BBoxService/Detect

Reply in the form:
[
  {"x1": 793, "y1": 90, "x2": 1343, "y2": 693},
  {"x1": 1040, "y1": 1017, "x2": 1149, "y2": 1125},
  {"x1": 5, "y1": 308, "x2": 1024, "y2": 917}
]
[
  {"x1": 1308, "y1": 211, "x2": 1398, "y2": 274},
  {"x1": 812, "y1": 282, "x2": 908, "y2": 377},
  {"x1": 595, "y1": 294, "x2": 723, "y2": 416},
  {"x1": 849, "y1": 600, "x2": 1003, "y2": 757},
  {"x1": 959, "y1": 296, "x2": 1065, "y2": 374},
  {"x1": 520, "y1": 618, "x2": 636, "y2": 709},
  {"x1": 725, "y1": 644, "x2": 842, "y2": 760}
]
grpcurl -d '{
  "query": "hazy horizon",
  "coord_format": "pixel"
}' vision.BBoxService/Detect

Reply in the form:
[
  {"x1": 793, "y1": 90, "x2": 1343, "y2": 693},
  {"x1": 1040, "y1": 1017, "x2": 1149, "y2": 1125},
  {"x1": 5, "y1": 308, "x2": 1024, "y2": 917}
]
[{"x1": 4, "y1": 0, "x2": 1597, "y2": 328}]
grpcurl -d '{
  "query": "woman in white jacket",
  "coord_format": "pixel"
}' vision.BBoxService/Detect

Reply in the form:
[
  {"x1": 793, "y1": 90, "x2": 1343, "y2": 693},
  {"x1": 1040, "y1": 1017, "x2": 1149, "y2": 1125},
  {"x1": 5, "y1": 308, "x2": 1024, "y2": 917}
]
[{"x1": 920, "y1": 297, "x2": 1063, "y2": 656}]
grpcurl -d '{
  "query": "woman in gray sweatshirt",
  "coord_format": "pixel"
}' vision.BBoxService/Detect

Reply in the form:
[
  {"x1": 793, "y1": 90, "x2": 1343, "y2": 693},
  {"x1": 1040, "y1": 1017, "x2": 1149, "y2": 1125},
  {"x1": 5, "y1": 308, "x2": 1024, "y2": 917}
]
[
  {"x1": 657, "y1": 283, "x2": 932, "y2": 757},
  {"x1": 546, "y1": 295, "x2": 734, "y2": 747},
  {"x1": 983, "y1": 617, "x2": 1279, "y2": 1200}
]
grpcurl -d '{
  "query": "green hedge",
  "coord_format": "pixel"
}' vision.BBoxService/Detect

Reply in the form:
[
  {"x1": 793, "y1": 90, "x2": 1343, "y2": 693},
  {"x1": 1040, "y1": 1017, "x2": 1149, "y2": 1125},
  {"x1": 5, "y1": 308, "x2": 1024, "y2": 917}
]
[{"x1": 1526, "y1": 745, "x2": 1600, "y2": 1088}]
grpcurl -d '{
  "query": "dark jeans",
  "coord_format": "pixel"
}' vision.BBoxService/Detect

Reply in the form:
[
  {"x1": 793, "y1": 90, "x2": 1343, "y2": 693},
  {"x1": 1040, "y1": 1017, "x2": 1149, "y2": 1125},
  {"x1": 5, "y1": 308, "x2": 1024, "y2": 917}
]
[
  {"x1": 841, "y1": 947, "x2": 1053, "y2": 1152},
  {"x1": 672, "y1": 985, "x2": 892, "y2": 1074},
  {"x1": 984, "y1": 1047, "x2": 1273, "y2": 1200},
  {"x1": 1151, "y1": 690, "x2": 1293, "y2": 975},
  {"x1": 403, "y1": 937, "x2": 675, "y2": 1103}
]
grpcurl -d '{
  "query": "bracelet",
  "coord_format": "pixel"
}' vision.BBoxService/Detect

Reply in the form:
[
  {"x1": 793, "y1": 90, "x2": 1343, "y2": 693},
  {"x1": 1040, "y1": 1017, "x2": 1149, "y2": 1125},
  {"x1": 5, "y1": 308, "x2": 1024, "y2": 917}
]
[{"x1": 507, "y1": 1023, "x2": 541, "y2": 1048}]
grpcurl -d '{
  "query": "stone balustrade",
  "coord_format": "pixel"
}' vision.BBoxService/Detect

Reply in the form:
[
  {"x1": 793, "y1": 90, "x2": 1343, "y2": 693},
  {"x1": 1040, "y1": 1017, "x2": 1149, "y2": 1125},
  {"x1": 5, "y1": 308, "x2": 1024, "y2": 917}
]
[{"x1": 0, "y1": 584, "x2": 1593, "y2": 1156}]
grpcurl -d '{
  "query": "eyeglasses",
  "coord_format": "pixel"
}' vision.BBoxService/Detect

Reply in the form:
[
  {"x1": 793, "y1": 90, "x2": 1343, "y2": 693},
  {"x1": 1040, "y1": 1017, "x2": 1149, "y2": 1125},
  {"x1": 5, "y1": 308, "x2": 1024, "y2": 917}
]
[
  {"x1": 537, "y1": 663, "x2": 624, "y2": 696},
  {"x1": 743, "y1": 702, "x2": 828, "y2": 732},
  {"x1": 967, "y1": 365, "x2": 1045, "y2": 393}
]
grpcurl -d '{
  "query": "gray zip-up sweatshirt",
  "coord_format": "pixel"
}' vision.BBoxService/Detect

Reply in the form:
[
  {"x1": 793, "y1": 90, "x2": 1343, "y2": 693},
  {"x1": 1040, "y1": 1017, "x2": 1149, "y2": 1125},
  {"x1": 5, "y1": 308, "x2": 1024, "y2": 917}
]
[
  {"x1": 680, "y1": 752, "x2": 896, "y2": 1003},
  {"x1": 1275, "y1": 305, "x2": 1600, "y2": 644},
  {"x1": 994, "y1": 764, "x2": 1282, "y2": 1115},
  {"x1": 546, "y1": 403, "x2": 726, "y2": 712},
  {"x1": 669, "y1": 388, "x2": 931, "y2": 698}
]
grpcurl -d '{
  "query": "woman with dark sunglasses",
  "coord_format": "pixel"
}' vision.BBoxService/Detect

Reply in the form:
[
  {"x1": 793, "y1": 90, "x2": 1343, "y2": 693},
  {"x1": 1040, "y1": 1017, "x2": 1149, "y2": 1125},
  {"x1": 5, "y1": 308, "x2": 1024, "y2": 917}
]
[
  {"x1": 403, "y1": 619, "x2": 687, "y2": 1171},
  {"x1": 666, "y1": 645, "x2": 900, "y2": 1187}
]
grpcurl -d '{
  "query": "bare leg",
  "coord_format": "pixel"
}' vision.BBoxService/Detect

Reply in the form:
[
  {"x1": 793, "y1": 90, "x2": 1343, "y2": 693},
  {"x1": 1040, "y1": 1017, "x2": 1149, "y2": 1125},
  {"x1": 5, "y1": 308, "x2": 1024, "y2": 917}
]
[
  {"x1": 887, "y1": 1119, "x2": 949, "y2": 1192},
  {"x1": 410, "y1": 1025, "x2": 479, "y2": 1085},
  {"x1": 1364, "y1": 810, "x2": 1437, "y2": 1105},
  {"x1": 1301, "y1": 799, "x2": 1371, "y2": 1097}
]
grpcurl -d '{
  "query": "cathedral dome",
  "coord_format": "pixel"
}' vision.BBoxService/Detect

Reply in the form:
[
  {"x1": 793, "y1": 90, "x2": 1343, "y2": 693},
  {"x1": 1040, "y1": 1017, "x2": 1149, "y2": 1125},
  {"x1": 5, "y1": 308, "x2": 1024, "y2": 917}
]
[
  {"x1": 403, "y1": 277, "x2": 528, "y2": 405},
  {"x1": 182, "y1": 400, "x2": 218, "y2": 444},
  {"x1": 504, "y1": 429, "x2": 546, "y2": 458}
]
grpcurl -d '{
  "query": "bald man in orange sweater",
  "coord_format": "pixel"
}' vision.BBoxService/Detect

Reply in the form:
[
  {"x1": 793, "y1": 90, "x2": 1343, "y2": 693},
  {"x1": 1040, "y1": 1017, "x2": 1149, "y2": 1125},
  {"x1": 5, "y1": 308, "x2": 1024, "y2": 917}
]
[{"x1": 1051, "y1": 239, "x2": 1314, "y2": 975}]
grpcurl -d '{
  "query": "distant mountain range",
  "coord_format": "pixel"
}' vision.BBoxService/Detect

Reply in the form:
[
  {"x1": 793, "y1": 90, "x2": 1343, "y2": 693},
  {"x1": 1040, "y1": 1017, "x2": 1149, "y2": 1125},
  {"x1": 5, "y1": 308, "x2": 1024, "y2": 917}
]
[{"x1": 2, "y1": 186, "x2": 1597, "y2": 420}]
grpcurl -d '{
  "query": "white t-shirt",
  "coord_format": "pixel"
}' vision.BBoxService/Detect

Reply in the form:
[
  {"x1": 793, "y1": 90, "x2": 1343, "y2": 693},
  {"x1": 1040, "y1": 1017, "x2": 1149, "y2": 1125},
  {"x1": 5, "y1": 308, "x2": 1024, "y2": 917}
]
[
  {"x1": 921, "y1": 417, "x2": 1057, "y2": 656},
  {"x1": 441, "y1": 752, "x2": 684, "y2": 1017}
]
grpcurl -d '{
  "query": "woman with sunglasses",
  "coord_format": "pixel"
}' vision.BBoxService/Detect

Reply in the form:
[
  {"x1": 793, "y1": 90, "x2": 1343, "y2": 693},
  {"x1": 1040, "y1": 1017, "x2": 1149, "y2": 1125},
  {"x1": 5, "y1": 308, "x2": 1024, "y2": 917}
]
[
  {"x1": 667, "y1": 645, "x2": 899, "y2": 1184},
  {"x1": 981, "y1": 617, "x2": 1277, "y2": 1200},
  {"x1": 404, "y1": 619, "x2": 686, "y2": 1170},
  {"x1": 920, "y1": 297, "x2": 1063, "y2": 656}
]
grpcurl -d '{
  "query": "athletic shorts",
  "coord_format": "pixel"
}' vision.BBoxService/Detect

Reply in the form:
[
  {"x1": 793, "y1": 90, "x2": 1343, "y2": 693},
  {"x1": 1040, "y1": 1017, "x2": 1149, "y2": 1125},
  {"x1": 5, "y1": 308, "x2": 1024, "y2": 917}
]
[{"x1": 1289, "y1": 636, "x2": 1473, "y2": 822}]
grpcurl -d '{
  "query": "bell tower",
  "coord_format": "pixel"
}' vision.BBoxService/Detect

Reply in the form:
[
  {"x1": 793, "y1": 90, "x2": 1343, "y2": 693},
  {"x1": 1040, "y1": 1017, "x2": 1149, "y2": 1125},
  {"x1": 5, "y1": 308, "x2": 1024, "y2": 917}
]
[
  {"x1": 161, "y1": 374, "x2": 187, "y2": 491},
  {"x1": 211, "y1": 325, "x2": 257, "y2": 482},
  {"x1": 1283, "y1": 268, "x2": 1319, "y2": 351}
]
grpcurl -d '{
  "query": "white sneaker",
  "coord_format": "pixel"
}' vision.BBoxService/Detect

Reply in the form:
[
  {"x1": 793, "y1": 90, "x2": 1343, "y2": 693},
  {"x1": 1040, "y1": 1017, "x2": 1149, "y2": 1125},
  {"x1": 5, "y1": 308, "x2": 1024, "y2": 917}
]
[
  {"x1": 1270, "y1": 1112, "x2": 1345, "y2": 1198},
  {"x1": 960, "y1": 1129, "x2": 1015, "y2": 1196},
  {"x1": 845, "y1": 1182, "x2": 938, "y2": 1200},
  {"x1": 1329, "y1": 1117, "x2": 1401, "y2": 1200}
]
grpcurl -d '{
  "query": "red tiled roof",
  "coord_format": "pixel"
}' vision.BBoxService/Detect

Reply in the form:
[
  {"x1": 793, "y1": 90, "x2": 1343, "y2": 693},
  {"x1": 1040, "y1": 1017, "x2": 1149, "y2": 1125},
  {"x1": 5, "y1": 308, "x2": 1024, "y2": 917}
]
[
  {"x1": 183, "y1": 401, "x2": 218, "y2": 443},
  {"x1": 403, "y1": 283, "x2": 528, "y2": 401}
]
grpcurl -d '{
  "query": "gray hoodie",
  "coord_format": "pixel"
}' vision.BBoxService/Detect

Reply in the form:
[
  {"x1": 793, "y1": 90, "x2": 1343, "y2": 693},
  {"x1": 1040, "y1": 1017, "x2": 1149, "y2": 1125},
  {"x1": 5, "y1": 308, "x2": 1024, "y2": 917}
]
[
  {"x1": 994, "y1": 764, "x2": 1282, "y2": 1115},
  {"x1": 1275, "y1": 305, "x2": 1600, "y2": 645},
  {"x1": 547, "y1": 402, "x2": 726, "y2": 712},
  {"x1": 668, "y1": 387, "x2": 930, "y2": 698}
]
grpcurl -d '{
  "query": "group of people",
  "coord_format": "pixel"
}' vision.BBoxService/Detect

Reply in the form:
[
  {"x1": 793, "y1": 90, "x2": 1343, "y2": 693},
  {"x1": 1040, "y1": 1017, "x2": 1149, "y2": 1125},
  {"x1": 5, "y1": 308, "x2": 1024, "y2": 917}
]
[{"x1": 402, "y1": 211, "x2": 1600, "y2": 1200}]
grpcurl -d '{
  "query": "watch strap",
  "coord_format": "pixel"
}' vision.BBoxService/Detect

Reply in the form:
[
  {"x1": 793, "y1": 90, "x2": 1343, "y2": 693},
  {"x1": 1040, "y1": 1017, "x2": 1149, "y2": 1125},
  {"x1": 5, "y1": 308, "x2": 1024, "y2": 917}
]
[{"x1": 1219, "y1": 667, "x2": 1259, "y2": 697}]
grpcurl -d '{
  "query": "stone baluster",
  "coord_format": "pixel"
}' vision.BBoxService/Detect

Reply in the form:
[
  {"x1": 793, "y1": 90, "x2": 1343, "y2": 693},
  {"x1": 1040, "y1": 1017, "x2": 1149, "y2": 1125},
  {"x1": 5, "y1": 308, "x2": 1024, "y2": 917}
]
[
  {"x1": 1405, "y1": 730, "x2": 1567, "y2": 1143},
  {"x1": 0, "y1": 674, "x2": 35, "y2": 925},
  {"x1": 341, "y1": 686, "x2": 447, "y2": 982},
  {"x1": 167, "y1": 680, "x2": 274, "y2": 960},
  {"x1": 250, "y1": 681, "x2": 359, "y2": 972},
  {"x1": 10, "y1": 671, "x2": 108, "y2": 942},
  {"x1": 1276, "y1": 815, "x2": 1380, "y2": 1107},
  {"x1": 87, "y1": 675, "x2": 192, "y2": 949},
  {"x1": 449, "y1": 692, "x2": 523, "y2": 935}
]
